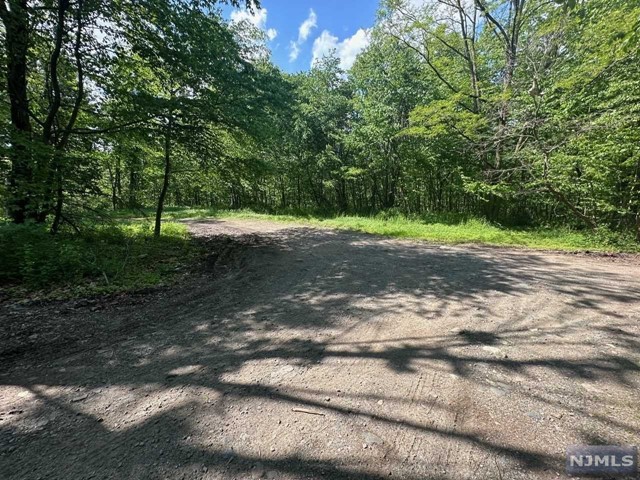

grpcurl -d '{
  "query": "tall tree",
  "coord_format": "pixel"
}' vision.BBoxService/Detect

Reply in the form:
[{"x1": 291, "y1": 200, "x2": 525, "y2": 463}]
[{"x1": 0, "y1": 0, "x2": 259, "y2": 227}]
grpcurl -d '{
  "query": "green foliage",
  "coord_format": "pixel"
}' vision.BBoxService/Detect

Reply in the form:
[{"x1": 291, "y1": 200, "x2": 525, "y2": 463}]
[
  {"x1": 0, "y1": 225, "x2": 86, "y2": 286},
  {"x1": 0, "y1": 221, "x2": 195, "y2": 296},
  {"x1": 2, "y1": 0, "x2": 640, "y2": 290}
]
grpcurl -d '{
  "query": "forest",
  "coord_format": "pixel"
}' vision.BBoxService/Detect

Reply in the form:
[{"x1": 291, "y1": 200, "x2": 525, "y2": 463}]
[
  {"x1": 1, "y1": 0, "x2": 640, "y2": 293},
  {"x1": 3, "y1": 4, "x2": 640, "y2": 478}
]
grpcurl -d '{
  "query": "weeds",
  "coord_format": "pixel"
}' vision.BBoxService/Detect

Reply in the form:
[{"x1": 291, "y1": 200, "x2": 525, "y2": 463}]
[{"x1": 0, "y1": 220, "x2": 197, "y2": 298}]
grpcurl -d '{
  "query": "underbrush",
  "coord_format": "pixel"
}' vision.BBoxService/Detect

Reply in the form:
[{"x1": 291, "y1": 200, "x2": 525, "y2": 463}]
[{"x1": 0, "y1": 221, "x2": 197, "y2": 298}]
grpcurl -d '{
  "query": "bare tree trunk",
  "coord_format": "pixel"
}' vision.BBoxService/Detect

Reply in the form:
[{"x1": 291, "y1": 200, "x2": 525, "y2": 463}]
[
  {"x1": 155, "y1": 118, "x2": 173, "y2": 237},
  {"x1": 50, "y1": 171, "x2": 64, "y2": 234},
  {"x1": 457, "y1": 0, "x2": 481, "y2": 113},
  {"x1": 49, "y1": 0, "x2": 85, "y2": 233},
  {"x1": 1, "y1": 0, "x2": 33, "y2": 223},
  {"x1": 475, "y1": 0, "x2": 524, "y2": 169}
]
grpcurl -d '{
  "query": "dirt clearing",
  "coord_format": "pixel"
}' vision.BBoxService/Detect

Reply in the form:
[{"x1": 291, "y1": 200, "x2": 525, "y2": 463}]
[{"x1": 1, "y1": 219, "x2": 639, "y2": 479}]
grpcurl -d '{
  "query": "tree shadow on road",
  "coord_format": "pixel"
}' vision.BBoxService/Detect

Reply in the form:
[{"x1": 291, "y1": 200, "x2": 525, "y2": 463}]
[{"x1": 1, "y1": 225, "x2": 639, "y2": 479}]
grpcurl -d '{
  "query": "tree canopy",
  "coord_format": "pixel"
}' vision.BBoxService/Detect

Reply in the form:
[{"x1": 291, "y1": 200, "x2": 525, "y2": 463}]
[{"x1": 2, "y1": 0, "x2": 639, "y2": 239}]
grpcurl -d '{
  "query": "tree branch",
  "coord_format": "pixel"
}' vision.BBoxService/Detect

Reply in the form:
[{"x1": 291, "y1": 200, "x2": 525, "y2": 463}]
[
  {"x1": 70, "y1": 117, "x2": 156, "y2": 135},
  {"x1": 57, "y1": 0, "x2": 84, "y2": 150},
  {"x1": 42, "y1": 0, "x2": 70, "y2": 144},
  {"x1": 475, "y1": 0, "x2": 510, "y2": 46}
]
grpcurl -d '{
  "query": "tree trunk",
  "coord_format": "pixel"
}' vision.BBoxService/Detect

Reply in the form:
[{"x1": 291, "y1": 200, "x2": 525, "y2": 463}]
[
  {"x1": 457, "y1": 0, "x2": 481, "y2": 113},
  {"x1": 114, "y1": 160, "x2": 122, "y2": 210},
  {"x1": 50, "y1": 174, "x2": 64, "y2": 234},
  {"x1": 1, "y1": 1, "x2": 33, "y2": 223},
  {"x1": 154, "y1": 119, "x2": 172, "y2": 237},
  {"x1": 546, "y1": 183, "x2": 597, "y2": 231}
]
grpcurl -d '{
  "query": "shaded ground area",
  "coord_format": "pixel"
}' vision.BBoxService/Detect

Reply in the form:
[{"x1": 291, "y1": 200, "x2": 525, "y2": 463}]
[{"x1": 1, "y1": 219, "x2": 639, "y2": 479}]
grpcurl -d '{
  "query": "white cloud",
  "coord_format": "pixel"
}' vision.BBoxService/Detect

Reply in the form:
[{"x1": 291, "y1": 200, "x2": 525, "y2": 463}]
[
  {"x1": 311, "y1": 28, "x2": 371, "y2": 70},
  {"x1": 298, "y1": 9, "x2": 318, "y2": 43},
  {"x1": 266, "y1": 28, "x2": 278, "y2": 41},
  {"x1": 230, "y1": 8, "x2": 263, "y2": 27},
  {"x1": 289, "y1": 42, "x2": 301, "y2": 62},
  {"x1": 337, "y1": 29, "x2": 370, "y2": 70},
  {"x1": 289, "y1": 9, "x2": 317, "y2": 62},
  {"x1": 311, "y1": 30, "x2": 339, "y2": 65},
  {"x1": 230, "y1": 8, "x2": 278, "y2": 41}
]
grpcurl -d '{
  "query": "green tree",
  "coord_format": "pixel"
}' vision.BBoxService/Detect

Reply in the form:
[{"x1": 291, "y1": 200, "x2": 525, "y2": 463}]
[{"x1": 0, "y1": 0, "x2": 259, "y2": 228}]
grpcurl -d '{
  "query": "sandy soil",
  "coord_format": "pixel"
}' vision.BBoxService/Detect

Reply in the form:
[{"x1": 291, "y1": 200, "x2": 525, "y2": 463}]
[{"x1": 1, "y1": 219, "x2": 639, "y2": 480}]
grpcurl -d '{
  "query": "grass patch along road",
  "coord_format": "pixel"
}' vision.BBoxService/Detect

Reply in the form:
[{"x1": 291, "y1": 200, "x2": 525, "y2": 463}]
[
  {"x1": 129, "y1": 207, "x2": 639, "y2": 253},
  {"x1": 0, "y1": 220, "x2": 198, "y2": 299}
]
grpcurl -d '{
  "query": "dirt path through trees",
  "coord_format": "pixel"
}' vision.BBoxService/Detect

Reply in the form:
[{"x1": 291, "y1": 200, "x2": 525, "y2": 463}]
[{"x1": 1, "y1": 219, "x2": 639, "y2": 479}]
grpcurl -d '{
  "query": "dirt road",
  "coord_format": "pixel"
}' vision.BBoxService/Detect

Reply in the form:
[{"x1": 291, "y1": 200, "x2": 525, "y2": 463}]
[{"x1": 1, "y1": 219, "x2": 639, "y2": 479}]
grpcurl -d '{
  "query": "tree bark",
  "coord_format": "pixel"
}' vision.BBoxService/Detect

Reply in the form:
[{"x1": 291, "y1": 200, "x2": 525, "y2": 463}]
[
  {"x1": 1, "y1": 1, "x2": 33, "y2": 223},
  {"x1": 50, "y1": 167, "x2": 64, "y2": 234},
  {"x1": 457, "y1": 0, "x2": 481, "y2": 113},
  {"x1": 475, "y1": 0, "x2": 524, "y2": 169},
  {"x1": 42, "y1": 0, "x2": 70, "y2": 145},
  {"x1": 49, "y1": 0, "x2": 85, "y2": 232},
  {"x1": 155, "y1": 118, "x2": 173, "y2": 237}
]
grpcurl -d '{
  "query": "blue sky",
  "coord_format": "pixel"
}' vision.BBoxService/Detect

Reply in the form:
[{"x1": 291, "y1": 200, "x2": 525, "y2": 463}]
[{"x1": 224, "y1": 0, "x2": 380, "y2": 72}]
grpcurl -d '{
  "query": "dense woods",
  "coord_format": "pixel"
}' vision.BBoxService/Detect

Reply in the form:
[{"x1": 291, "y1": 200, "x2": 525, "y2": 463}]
[
  {"x1": 3, "y1": 4, "x2": 639, "y2": 477},
  {"x1": 1, "y1": 0, "x2": 639, "y2": 238}
]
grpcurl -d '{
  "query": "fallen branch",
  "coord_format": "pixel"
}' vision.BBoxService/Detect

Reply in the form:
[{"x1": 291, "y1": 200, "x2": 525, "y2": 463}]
[{"x1": 292, "y1": 407, "x2": 325, "y2": 416}]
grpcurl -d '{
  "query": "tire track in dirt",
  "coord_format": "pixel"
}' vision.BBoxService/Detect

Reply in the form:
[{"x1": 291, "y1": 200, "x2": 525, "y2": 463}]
[{"x1": 1, "y1": 218, "x2": 639, "y2": 480}]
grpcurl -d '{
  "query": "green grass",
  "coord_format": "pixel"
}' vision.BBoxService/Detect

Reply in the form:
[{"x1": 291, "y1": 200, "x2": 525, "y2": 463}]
[
  {"x1": 134, "y1": 207, "x2": 639, "y2": 253},
  {"x1": 3, "y1": 207, "x2": 636, "y2": 299},
  {"x1": 0, "y1": 220, "x2": 198, "y2": 299}
]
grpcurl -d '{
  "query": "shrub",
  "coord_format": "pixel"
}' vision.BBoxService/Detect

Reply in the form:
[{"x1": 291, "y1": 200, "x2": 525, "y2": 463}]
[{"x1": 0, "y1": 221, "x2": 195, "y2": 295}]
